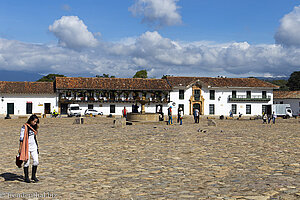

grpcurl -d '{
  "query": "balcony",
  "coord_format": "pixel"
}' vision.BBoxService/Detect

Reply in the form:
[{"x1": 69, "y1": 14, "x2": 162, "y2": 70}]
[
  {"x1": 59, "y1": 97, "x2": 169, "y2": 104},
  {"x1": 228, "y1": 95, "x2": 271, "y2": 102}
]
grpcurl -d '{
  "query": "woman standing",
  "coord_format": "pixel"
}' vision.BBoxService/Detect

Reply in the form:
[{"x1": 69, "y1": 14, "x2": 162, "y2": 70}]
[{"x1": 18, "y1": 114, "x2": 40, "y2": 183}]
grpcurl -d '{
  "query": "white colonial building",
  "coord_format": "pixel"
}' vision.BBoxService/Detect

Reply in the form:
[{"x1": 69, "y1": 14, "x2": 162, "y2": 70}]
[
  {"x1": 0, "y1": 76, "x2": 280, "y2": 117},
  {"x1": 165, "y1": 77, "x2": 279, "y2": 117},
  {"x1": 55, "y1": 77, "x2": 171, "y2": 116},
  {"x1": 0, "y1": 81, "x2": 57, "y2": 116},
  {"x1": 274, "y1": 91, "x2": 300, "y2": 116}
]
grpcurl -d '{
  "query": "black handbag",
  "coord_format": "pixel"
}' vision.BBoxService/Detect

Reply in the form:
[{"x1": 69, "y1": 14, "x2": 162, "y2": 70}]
[{"x1": 16, "y1": 154, "x2": 23, "y2": 168}]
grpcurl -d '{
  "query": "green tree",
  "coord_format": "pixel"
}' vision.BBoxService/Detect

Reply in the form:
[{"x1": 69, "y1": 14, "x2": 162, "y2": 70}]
[
  {"x1": 287, "y1": 71, "x2": 300, "y2": 91},
  {"x1": 37, "y1": 74, "x2": 65, "y2": 82},
  {"x1": 267, "y1": 80, "x2": 289, "y2": 91},
  {"x1": 133, "y1": 70, "x2": 147, "y2": 78}
]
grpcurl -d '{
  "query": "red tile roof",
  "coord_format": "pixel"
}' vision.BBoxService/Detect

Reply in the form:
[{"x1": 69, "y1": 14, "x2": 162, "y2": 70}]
[
  {"x1": 273, "y1": 91, "x2": 300, "y2": 99},
  {"x1": 165, "y1": 76, "x2": 279, "y2": 88},
  {"x1": 55, "y1": 77, "x2": 172, "y2": 91},
  {"x1": 0, "y1": 81, "x2": 55, "y2": 94}
]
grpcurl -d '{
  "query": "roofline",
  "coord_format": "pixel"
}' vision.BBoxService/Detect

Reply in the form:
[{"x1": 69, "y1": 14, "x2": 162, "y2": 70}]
[{"x1": 56, "y1": 88, "x2": 171, "y2": 91}]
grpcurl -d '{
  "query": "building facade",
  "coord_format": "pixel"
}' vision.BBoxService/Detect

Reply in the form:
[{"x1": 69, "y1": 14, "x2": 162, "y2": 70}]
[
  {"x1": 165, "y1": 77, "x2": 278, "y2": 116},
  {"x1": 55, "y1": 77, "x2": 171, "y2": 116},
  {"x1": 0, "y1": 77, "x2": 279, "y2": 117},
  {"x1": 0, "y1": 81, "x2": 57, "y2": 116}
]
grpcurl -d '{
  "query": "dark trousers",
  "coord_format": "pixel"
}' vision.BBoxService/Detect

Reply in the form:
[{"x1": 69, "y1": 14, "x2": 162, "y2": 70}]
[{"x1": 194, "y1": 116, "x2": 199, "y2": 123}]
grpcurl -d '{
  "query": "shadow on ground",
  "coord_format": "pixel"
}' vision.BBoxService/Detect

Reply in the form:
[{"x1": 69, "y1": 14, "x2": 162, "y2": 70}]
[{"x1": 0, "y1": 173, "x2": 24, "y2": 182}]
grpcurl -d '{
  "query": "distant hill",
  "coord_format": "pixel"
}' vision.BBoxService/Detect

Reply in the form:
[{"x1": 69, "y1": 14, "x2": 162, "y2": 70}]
[
  {"x1": 0, "y1": 70, "x2": 43, "y2": 82},
  {"x1": 254, "y1": 76, "x2": 289, "y2": 81}
]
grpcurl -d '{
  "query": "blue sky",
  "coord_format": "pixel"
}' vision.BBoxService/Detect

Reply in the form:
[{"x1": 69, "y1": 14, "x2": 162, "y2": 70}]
[{"x1": 0, "y1": 0, "x2": 300, "y2": 81}]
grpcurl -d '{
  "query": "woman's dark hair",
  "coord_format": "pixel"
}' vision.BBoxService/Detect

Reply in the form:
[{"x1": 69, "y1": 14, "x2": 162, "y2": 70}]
[{"x1": 27, "y1": 114, "x2": 40, "y2": 130}]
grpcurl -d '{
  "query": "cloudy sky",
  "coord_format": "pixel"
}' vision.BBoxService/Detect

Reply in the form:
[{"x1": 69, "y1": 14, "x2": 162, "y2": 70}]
[{"x1": 0, "y1": 0, "x2": 300, "y2": 81}]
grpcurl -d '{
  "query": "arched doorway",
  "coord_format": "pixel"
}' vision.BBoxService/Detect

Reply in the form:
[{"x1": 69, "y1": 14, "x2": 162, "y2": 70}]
[{"x1": 193, "y1": 103, "x2": 201, "y2": 113}]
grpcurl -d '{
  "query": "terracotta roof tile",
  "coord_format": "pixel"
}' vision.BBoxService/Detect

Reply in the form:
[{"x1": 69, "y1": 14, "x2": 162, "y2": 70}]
[
  {"x1": 166, "y1": 76, "x2": 279, "y2": 88},
  {"x1": 0, "y1": 81, "x2": 54, "y2": 94},
  {"x1": 273, "y1": 91, "x2": 300, "y2": 99},
  {"x1": 55, "y1": 77, "x2": 172, "y2": 91}
]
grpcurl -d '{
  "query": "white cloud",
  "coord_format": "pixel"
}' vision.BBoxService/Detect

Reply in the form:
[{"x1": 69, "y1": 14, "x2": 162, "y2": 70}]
[
  {"x1": 275, "y1": 6, "x2": 300, "y2": 47},
  {"x1": 49, "y1": 16, "x2": 98, "y2": 50},
  {"x1": 1, "y1": 31, "x2": 300, "y2": 78},
  {"x1": 129, "y1": 0, "x2": 182, "y2": 27}
]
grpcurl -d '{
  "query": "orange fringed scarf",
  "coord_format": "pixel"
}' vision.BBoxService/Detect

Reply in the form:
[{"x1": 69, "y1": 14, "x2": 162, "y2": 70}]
[{"x1": 19, "y1": 123, "x2": 38, "y2": 161}]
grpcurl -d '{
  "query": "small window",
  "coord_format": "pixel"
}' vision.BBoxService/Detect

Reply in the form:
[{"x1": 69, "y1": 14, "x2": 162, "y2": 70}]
[
  {"x1": 246, "y1": 104, "x2": 251, "y2": 114},
  {"x1": 232, "y1": 104, "x2": 237, "y2": 114},
  {"x1": 194, "y1": 90, "x2": 200, "y2": 101},
  {"x1": 179, "y1": 90, "x2": 184, "y2": 100},
  {"x1": 246, "y1": 91, "x2": 251, "y2": 99},
  {"x1": 210, "y1": 90, "x2": 215, "y2": 100},
  {"x1": 66, "y1": 91, "x2": 72, "y2": 97},
  {"x1": 209, "y1": 104, "x2": 215, "y2": 115},
  {"x1": 110, "y1": 105, "x2": 115, "y2": 113},
  {"x1": 88, "y1": 104, "x2": 93, "y2": 109},
  {"x1": 232, "y1": 91, "x2": 237, "y2": 98},
  {"x1": 262, "y1": 91, "x2": 267, "y2": 99}
]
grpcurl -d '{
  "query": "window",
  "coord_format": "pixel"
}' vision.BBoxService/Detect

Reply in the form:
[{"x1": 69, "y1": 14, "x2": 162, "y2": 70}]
[
  {"x1": 246, "y1": 91, "x2": 251, "y2": 99},
  {"x1": 66, "y1": 91, "x2": 71, "y2": 97},
  {"x1": 280, "y1": 101, "x2": 283, "y2": 104},
  {"x1": 179, "y1": 90, "x2": 184, "y2": 100},
  {"x1": 262, "y1": 91, "x2": 267, "y2": 99},
  {"x1": 209, "y1": 104, "x2": 215, "y2": 115},
  {"x1": 179, "y1": 104, "x2": 184, "y2": 115},
  {"x1": 194, "y1": 90, "x2": 200, "y2": 101},
  {"x1": 210, "y1": 90, "x2": 215, "y2": 100},
  {"x1": 88, "y1": 104, "x2": 93, "y2": 109},
  {"x1": 232, "y1": 91, "x2": 237, "y2": 98},
  {"x1": 232, "y1": 104, "x2": 237, "y2": 114},
  {"x1": 246, "y1": 104, "x2": 251, "y2": 114},
  {"x1": 110, "y1": 105, "x2": 115, "y2": 113},
  {"x1": 26, "y1": 103, "x2": 32, "y2": 114}
]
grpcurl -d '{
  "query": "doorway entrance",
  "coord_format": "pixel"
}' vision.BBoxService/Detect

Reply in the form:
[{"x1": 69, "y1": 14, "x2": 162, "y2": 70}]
[
  {"x1": 7, "y1": 103, "x2": 14, "y2": 115},
  {"x1": 26, "y1": 102, "x2": 32, "y2": 114},
  {"x1": 262, "y1": 105, "x2": 271, "y2": 115},
  {"x1": 44, "y1": 103, "x2": 51, "y2": 114},
  {"x1": 61, "y1": 103, "x2": 68, "y2": 114},
  {"x1": 193, "y1": 103, "x2": 200, "y2": 114}
]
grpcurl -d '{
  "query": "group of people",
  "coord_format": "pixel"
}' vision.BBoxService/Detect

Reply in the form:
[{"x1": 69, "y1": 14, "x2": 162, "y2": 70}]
[
  {"x1": 167, "y1": 106, "x2": 183, "y2": 125},
  {"x1": 263, "y1": 112, "x2": 276, "y2": 124}
]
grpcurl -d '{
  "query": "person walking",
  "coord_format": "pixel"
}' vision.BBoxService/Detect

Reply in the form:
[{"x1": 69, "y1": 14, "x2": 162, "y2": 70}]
[
  {"x1": 272, "y1": 111, "x2": 276, "y2": 124},
  {"x1": 18, "y1": 114, "x2": 40, "y2": 183},
  {"x1": 229, "y1": 110, "x2": 233, "y2": 118},
  {"x1": 263, "y1": 113, "x2": 267, "y2": 124},
  {"x1": 168, "y1": 106, "x2": 173, "y2": 125},
  {"x1": 194, "y1": 109, "x2": 199, "y2": 123},
  {"x1": 122, "y1": 106, "x2": 127, "y2": 118},
  {"x1": 178, "y1": 107, "x2": 183, "y2": 125}
]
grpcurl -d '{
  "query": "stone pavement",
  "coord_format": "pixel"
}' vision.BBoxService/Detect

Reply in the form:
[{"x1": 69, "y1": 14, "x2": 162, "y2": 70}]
[{"x1": 0, "y1": 116, "x2": 299, "y2": 199}]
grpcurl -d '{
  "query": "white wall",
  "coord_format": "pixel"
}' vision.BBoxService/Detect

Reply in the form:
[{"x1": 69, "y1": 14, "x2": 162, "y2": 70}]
[
  {"x1": 74, "y1": 102, "x2": 169, "y2": 116},
  {"x1": 0, "y1": 94, "x2": 58, "y2": 115},
  {"x1": 202, "y1": 88, "x2": 273, "y2": 116},
  {"x1": 170, "y1": 86, "x2": 274, "y2": 116},
  {"x1": 169, "y1": 87, "x2": 192, "y2": 115},
  {"x1": 274, "y1": 99, "x2": 300, "y2": 116}
]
